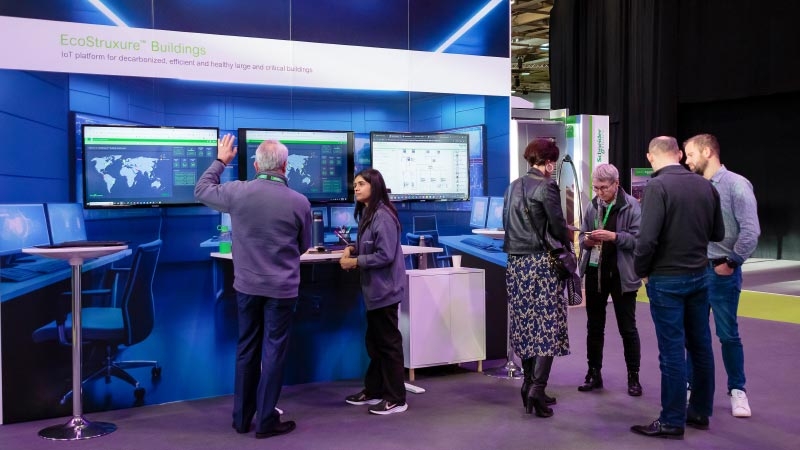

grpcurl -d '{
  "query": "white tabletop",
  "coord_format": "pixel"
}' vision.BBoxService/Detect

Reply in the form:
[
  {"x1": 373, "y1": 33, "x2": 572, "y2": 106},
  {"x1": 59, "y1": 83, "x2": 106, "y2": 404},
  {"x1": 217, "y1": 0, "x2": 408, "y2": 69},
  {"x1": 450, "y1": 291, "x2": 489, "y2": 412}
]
[{"x1": 23, "y1": 246, "x2": 129, "y2": 265}]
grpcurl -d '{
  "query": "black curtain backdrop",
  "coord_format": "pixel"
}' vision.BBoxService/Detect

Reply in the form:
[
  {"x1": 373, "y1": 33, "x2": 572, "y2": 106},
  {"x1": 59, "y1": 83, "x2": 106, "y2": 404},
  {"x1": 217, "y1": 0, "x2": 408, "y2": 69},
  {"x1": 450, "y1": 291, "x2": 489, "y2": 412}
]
[{"x1": 550, "y1": 0, "x2": 800, "y2": 259}]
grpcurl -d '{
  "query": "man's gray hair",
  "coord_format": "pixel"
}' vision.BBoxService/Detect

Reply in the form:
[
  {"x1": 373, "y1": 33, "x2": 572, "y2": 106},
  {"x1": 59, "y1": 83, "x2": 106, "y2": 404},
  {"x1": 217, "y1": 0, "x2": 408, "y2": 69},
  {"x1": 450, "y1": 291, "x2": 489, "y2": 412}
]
[
  {"x1": 593, "y1": 163, "x2": 619, "y2": 183},
  {"x1": 255, "y1": 140, "x2": 289, "y2": 172}
]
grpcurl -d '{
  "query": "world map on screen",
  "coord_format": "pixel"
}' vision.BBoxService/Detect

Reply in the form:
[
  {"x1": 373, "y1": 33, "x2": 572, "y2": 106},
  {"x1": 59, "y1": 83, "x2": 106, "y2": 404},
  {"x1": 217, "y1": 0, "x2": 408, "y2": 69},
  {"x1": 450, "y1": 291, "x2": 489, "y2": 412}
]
[
  {"x1": 89, "y1": 155, "x2": 171, "y2": 197},
  {"x1": 256, "y1": 152, "x2": 322, "y2": 192}
]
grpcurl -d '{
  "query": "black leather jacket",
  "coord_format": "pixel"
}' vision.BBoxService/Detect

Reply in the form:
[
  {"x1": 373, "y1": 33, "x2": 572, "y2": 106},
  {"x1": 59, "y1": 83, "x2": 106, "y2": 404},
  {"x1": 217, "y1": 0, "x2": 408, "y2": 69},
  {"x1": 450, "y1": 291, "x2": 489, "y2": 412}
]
[{"x1": 502, "y1": 168, "x2": 571, "y2": 255}]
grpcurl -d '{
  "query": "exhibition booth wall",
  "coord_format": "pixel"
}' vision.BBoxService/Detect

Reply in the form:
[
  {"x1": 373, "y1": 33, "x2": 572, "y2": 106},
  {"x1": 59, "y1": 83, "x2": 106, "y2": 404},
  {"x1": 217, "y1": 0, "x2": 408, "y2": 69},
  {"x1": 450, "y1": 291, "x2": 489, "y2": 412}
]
[{"x1": 0, "y1": 0, "x2": 511, "y2": 423}]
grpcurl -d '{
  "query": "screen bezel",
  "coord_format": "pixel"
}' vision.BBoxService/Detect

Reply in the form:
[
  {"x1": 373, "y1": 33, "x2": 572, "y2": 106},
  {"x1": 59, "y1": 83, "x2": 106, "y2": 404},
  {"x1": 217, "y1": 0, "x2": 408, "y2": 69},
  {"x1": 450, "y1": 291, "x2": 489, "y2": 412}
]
[
  {"x1": 237, "y1": 128, "x2": 355, "y2": 203},
  {"x1": 81, "y1": 124, "x2": 220, "y2": 209},
  {"x1": 369, "y1": 131, "x2": 470, "y2": 202}
]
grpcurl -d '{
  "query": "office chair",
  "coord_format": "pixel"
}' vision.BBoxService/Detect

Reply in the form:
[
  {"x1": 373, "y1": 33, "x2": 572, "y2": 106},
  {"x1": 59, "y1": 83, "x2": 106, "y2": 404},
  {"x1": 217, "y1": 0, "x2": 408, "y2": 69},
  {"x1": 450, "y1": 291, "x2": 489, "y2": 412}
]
[
  {"x1": 406, "y1": 232, "x2": 452, "y2": 269},
  {"x1": 409, "y1": 214, "x2": 451, "y2": 268},
  {"x1": 33, "y1": 239, "x2": 163, "y2": 404}
]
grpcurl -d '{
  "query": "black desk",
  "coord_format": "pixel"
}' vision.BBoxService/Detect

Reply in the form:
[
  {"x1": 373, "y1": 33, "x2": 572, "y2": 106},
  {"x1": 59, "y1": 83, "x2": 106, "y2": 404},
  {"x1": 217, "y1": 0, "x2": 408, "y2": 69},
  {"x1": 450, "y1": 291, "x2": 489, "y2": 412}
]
[{"x1": 438, "y1": 235, "x2": 508, "y2": 360}]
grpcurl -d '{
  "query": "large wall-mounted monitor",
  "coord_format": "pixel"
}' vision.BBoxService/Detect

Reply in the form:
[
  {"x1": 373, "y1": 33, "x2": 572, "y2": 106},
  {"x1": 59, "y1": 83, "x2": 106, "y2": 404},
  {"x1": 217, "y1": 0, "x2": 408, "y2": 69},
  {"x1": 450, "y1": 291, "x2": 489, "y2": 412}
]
[
  {"x1": 239, "y1": 129, "x2": 354, "y2": 203},
  {"x1": 486, "y1": 196, "x2": 504, "y2": 230},
  {"x1": 45, "y1": 203, "x2": 87, "y2": 244},
  {"x1": 370, "y1": 132, "x2": 470, "y2": 202},
  {"x1": 469, "y1": 196, "x2": 489, "y2": 228},
  {"x1": 0, "y1": 204, "x2": 51, "y2": 257},
  {"x1": 81, "y1": 125, "x2": 219, "y2": 208}
]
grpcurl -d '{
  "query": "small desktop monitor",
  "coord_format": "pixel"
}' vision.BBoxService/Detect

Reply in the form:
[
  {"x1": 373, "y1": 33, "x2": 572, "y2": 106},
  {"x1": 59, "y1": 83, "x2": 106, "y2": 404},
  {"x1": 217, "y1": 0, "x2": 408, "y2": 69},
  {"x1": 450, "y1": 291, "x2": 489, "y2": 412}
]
[
  {"x1": 469, "y1": 196, "x2": 489, "y2": 228},
  {"x1": 239, "y1": 128, "x2": 354, "y2": 202},
  {"x1": 0, "y1": 204, "x2": 51, "y2": 257},
  {"x1": 370, "y1": 131, "x2": 470, "y2": 202},
  {"x1": 82, "y1": 125, "x2": 219, "y2": 208},
  {"x1": 329, "y1": 206, "x2": 358, "y2": 231},
  {"x1": 45, "y1": 203, "x2": 87, "y2": 244},
  {"x1": 485, "y1": 196, "x2": 504, "y2": 230}
]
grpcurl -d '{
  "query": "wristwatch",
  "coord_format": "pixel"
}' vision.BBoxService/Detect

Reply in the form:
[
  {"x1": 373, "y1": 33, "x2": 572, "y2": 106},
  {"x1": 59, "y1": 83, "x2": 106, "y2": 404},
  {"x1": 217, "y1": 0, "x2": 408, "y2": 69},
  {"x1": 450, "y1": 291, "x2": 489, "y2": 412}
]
[{"x1": 711, "y1": 257, "x2": 739, "y2": 269}]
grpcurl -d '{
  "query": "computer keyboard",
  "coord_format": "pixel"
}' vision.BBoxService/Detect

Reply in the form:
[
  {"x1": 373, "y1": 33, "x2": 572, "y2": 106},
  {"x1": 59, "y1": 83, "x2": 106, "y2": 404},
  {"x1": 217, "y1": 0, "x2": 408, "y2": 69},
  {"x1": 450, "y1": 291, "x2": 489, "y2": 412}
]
[
  {"x1": 461, "y1": 237, "x2": 504, "y2": 253},
  {"x1": 1, "y1": 267, "x2": 40, "y2": 282},
  {"x1": 462, "y1": 237, "x2": 493, "y2": 249}
]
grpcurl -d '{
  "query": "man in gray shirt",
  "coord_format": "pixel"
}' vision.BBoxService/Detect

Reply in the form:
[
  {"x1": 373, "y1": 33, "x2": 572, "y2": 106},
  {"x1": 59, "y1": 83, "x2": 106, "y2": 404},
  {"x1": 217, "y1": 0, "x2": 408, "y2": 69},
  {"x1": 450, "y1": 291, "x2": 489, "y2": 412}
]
[
  {"x1": 195, "y1": 135, "x2": 312, "y2": 439},
  {"x1": 684, "y1": 133, "x2": 760, "y2": 418}
]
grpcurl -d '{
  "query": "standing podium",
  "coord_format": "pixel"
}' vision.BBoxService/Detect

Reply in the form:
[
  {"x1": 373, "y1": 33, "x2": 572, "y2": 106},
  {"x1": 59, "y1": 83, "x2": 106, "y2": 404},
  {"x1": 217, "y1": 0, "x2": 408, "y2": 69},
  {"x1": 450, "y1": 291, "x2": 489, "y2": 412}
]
[{"x1": 23, "y1": 244, "x2": 128, "y2": 441}]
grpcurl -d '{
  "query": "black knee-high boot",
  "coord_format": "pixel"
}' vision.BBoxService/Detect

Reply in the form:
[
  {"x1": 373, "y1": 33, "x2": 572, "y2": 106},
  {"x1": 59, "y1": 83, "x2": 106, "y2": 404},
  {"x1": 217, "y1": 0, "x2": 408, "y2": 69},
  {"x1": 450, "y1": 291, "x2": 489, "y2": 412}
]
[
  {"x1": 521, "y1": 358, "x2": 534, "y2": 408},
  {"x1": 521, "y1": 358, "x2": 556, "y2": 409},
  {"x1": 526, "y1": 356, "x2": 554, "y2": 418}
]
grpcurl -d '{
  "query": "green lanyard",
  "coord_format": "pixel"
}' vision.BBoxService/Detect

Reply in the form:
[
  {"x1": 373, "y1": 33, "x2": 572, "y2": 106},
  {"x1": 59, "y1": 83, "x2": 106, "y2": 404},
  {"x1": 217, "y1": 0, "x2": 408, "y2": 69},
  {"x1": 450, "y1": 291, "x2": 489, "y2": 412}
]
[
  {"x1": 594, "y1": 201, "x2": 615, "y2": 230},
  {"x1": 256, "y1": 173, "x2": 287, "y2": 185}
]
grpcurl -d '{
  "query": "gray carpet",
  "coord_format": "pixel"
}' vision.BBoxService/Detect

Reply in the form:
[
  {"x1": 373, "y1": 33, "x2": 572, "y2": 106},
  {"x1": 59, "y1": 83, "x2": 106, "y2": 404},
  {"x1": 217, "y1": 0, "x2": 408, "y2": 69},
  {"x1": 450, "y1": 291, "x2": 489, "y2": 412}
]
[{"x1": 1, "y1": 303, "x2": 797, "y2": 450}]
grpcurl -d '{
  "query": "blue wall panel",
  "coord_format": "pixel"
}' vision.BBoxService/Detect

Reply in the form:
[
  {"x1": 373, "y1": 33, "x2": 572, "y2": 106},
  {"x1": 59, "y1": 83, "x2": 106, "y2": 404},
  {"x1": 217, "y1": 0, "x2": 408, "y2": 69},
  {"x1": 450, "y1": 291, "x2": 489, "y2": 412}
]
[{"x1": 0, "y1": 72, "x2": 67, "y2": 129}]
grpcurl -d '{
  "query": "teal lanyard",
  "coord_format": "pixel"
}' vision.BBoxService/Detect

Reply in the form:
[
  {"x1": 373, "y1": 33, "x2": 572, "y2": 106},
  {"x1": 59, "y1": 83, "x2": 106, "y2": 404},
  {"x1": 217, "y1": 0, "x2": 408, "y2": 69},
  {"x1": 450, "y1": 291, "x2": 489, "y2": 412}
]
[
  {"x1": 594, "y1": 201, "x2": 614, "y2": 230},
  {"x1": 256, "y1": 173, "x2": 287, "y2": 185}
]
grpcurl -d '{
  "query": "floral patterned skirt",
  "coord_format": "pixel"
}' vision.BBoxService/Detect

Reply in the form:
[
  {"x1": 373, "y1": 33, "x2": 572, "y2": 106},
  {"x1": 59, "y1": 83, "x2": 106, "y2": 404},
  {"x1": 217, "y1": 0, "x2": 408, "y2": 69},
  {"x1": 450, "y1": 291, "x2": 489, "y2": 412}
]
[{"x1": 506, "y1": 253, "x2": 570, "y2": 358}]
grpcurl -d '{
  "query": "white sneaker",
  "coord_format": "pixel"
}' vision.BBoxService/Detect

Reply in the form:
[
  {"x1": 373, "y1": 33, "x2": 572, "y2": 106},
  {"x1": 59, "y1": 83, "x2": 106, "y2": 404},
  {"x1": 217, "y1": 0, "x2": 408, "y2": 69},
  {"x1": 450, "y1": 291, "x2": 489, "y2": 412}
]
[{"x1": 730, "y1": 389, "x2": 751, "y2": 417}]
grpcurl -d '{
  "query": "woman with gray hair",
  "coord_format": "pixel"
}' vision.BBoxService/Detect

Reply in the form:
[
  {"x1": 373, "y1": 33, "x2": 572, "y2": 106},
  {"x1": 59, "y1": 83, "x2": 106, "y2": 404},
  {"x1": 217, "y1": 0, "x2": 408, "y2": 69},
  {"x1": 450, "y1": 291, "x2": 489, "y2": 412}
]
[{"x1": 577, "y1": 163, "x2": 644, "y2": 397}]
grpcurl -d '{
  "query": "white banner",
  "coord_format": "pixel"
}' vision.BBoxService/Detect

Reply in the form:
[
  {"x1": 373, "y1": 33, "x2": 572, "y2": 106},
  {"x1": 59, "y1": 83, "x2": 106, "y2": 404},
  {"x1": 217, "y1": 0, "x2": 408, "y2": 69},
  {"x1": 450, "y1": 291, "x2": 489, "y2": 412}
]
[{"x1": 0, "y1": 16, "x2": 509, "y2": 96}]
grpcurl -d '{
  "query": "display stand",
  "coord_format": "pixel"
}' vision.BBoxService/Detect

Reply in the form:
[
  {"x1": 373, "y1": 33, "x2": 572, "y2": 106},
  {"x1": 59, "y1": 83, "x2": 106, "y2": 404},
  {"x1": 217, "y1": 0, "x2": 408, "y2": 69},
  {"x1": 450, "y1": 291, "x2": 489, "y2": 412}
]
[
  {"x1": 483, "y1": 307, "x2": 523, "y2": 379},
  {"x1": 23, "y1": 245, "x2": 128, "y2": 441}
]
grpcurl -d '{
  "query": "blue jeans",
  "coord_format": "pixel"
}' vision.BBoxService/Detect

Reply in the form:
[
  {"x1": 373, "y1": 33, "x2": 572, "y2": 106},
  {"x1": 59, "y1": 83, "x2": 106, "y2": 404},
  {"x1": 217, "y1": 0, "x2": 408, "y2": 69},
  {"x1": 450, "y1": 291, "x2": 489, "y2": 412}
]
[
  {"x1": 646, "y1": 271, "x2": 715, "y2": 426},
  {"x1": 233, "y1": 293, "x2": 297, "y2": 433},
  {"x1": 687, "y1": 265, "x2": 746, "y2": 393},
  {"x1": 708, "y1": 265, "x2": 745, "y2": 392}
]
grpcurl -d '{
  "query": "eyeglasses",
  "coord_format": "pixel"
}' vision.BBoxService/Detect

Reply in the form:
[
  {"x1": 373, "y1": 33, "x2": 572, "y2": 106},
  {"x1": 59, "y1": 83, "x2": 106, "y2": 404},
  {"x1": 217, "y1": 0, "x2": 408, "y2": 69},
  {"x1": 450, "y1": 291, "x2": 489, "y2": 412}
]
[{"x1": 592, "y1": 182, "x2": 616, "y2": 192}]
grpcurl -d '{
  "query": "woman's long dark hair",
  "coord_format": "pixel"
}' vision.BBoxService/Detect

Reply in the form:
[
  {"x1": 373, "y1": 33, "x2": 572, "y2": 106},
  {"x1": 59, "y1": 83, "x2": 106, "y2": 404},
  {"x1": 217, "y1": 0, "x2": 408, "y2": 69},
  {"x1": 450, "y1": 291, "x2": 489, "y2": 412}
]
[{"x1": 353, "y1": 168, "x2": 398, "y2": 228}]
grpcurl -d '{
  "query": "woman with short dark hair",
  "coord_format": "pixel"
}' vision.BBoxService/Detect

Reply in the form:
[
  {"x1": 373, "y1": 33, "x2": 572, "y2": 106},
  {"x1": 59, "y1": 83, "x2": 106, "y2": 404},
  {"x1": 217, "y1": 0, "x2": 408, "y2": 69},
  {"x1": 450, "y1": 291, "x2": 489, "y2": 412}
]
[{"x1": 502, "y1": 138, "x2": 572, "y2": 418}]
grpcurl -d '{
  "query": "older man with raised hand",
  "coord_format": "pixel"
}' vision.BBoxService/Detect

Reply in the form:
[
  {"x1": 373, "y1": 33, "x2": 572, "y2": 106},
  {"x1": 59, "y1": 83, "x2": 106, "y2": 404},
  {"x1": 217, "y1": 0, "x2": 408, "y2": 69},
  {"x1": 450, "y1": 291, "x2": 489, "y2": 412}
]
[
  {"x1": 195, "y1": 135, "x2": 311, "y2": 439},
  {"x1": 631, "y1": 136, "x2": 724, "y2": 440},
  {"x1": 684, "y1": 133, "x2": 760, "y2": 418}
]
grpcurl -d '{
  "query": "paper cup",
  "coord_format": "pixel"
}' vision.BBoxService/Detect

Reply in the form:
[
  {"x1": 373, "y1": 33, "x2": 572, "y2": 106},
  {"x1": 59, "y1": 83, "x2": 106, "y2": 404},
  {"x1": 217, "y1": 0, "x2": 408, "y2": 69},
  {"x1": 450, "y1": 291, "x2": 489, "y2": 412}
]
[{"x1": 451, "y1": 255, "x2": 462, "y2": 268}]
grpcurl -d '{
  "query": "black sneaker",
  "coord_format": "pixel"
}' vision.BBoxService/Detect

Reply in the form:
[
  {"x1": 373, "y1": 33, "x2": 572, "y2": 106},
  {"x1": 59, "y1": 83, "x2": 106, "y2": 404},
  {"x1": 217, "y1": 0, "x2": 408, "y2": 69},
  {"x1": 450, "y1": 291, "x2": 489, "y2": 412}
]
[
  {"x1": 345, "y1": 391, "x2": 381, "y2": 405},
  {"x1": 368, "y1": 400, "x2": 408, "y2": 415}
]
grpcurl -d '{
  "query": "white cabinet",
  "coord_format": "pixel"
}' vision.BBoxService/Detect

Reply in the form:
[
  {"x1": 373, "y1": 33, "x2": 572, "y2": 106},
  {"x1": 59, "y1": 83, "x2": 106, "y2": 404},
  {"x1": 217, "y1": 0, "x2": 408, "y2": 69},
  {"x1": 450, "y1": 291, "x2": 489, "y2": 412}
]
[{"x1": 400, "y1": 267, "x2": 485, "y2": 379}]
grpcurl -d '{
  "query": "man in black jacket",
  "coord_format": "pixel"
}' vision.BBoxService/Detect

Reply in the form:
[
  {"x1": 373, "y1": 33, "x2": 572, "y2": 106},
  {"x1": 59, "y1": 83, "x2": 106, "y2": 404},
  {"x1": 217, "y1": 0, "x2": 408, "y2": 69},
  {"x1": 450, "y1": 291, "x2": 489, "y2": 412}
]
[{"x1": 630, "y1": 136, "x2": 724, "y2": 440}]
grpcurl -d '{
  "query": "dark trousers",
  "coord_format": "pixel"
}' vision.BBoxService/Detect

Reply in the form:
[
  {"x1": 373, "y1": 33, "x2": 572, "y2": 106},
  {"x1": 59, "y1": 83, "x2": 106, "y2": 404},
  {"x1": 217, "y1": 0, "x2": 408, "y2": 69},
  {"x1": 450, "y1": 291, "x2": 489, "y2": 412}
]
[
  {"x1": 232, "y1": 293, "x2": 296, "y2": 433},
  {"x1": 364, "y1": 303, "x2": 406, "y2": 404},
  {"x1": 584, "y1": 270, "x2": 641, "y2": 372}
]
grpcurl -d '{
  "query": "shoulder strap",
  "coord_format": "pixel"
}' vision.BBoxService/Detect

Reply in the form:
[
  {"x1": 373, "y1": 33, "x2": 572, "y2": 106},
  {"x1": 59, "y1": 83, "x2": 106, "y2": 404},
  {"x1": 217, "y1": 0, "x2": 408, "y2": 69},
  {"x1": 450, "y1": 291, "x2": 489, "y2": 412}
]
[{"x1": 521, "y1": 177, "x2": 553, "y2": 251}]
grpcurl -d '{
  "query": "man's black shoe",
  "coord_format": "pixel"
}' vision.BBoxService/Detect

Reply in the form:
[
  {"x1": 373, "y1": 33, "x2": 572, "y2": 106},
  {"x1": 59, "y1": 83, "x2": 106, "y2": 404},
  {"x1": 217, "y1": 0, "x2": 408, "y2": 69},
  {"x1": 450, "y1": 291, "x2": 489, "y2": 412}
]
[
  {"x1": 232, "y1": 421, "x2": 250, "y2": 434},
  {"x1": 255, "y1": 420, "x2": 296, "y2": 439},
  {"x1": 630, "y1": 419, "x2": 684, "y2": 440},
  {"x1": 686, "y1": 410, "x2": 710, "y2": 430}
]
